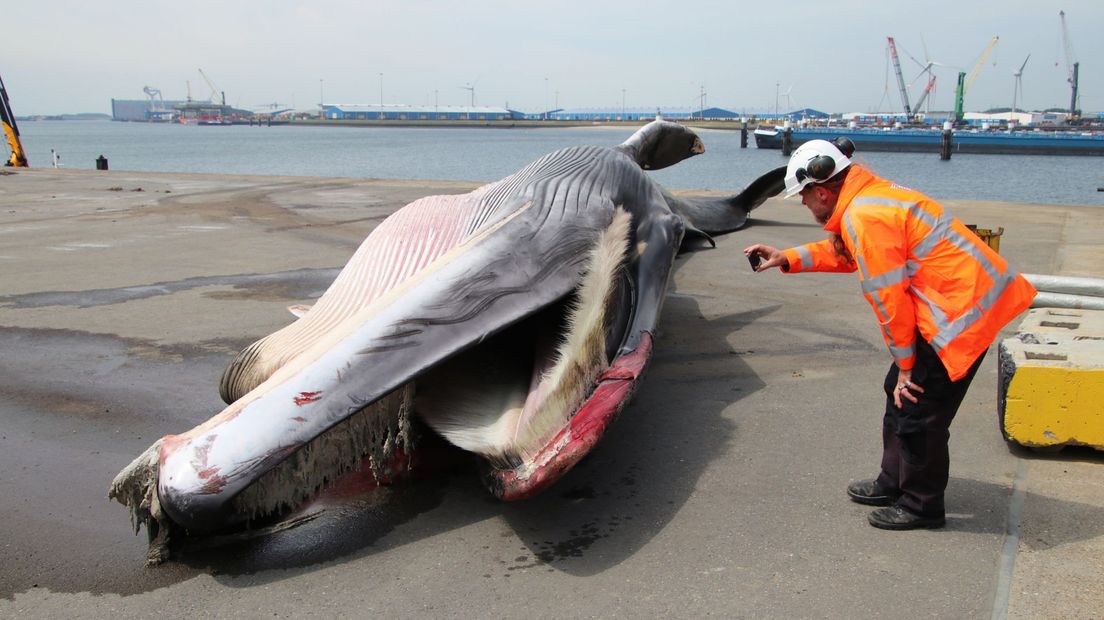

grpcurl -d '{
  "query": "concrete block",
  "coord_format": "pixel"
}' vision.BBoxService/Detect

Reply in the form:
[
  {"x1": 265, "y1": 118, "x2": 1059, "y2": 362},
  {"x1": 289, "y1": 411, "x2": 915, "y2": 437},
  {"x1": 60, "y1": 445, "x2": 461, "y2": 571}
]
[
  {"x1": 1015, "y1": 306, "x2": 1104, "y2": 335},
  {"x1": 998, "y1": 308, "x2": 1104, "y2": 450}
]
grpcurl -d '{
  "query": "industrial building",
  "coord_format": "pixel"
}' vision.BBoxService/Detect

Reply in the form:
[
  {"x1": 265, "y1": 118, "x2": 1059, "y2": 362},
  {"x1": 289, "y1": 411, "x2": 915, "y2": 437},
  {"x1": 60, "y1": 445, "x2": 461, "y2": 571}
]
[
  {"x1": 111, "y1": 98, "x2": 253, "y2": 123},
  {"x1": 545, "y1": 107, "x2": 737, "y2": 121},
  {"x1": 111, "y1": 98, "x2": 189, "y2": 122},
  {"x1": 317, "y1": 103, "x2": 831, "y2": 123},
  {"x1": 321, "y1": 103, "x2": 519, "y2": 121}
]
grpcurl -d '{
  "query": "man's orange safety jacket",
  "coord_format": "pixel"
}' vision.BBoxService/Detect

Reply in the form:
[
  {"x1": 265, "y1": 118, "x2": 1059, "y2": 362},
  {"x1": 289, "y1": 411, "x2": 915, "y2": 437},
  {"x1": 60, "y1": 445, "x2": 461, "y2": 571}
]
[{"x1": 782, "y1": 165, "x2": 1036, "y2": 381}]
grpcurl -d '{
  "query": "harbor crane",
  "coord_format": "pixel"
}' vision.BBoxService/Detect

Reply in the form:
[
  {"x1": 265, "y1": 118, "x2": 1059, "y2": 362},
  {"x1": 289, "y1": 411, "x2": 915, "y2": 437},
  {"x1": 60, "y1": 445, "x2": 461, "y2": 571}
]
[
  {"x1": 953, "y1": 35, "x2": 999, "y2": 123},
  {"x1": 143, "y1": 85, "x2": 163, "y2": 106},
  {"x1": 198, "y1": 68, "x2": 225, "y2": 106},
  {"x1": 142, "y1": 85, "x2": 172, "y2": 120},
  {"x1": 886, "y1": 37, "x2": 912, "y2": 116},
  {"x1": 1, "y1": 72, "x2": 28, "y2": 167},
  {"x1": 912, "y1": 74, "x2": 937, "y2": 115},
  {"x1": 1058, "y1": 10, "x2": 1079, "y2": 119}
]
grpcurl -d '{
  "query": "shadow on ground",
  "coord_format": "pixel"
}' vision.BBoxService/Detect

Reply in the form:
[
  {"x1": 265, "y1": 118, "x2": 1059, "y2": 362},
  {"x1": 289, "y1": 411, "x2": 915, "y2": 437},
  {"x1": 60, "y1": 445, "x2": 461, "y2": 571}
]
[{"x1": 177, "y1": 293, "x2": 773, "y2": 587}]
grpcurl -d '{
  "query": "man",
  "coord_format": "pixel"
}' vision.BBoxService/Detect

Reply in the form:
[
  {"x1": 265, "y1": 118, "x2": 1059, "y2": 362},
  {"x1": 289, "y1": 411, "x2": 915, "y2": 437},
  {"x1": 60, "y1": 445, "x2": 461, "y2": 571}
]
[{"x1": 744, "y1": 139, "x2": 1036, "y2": 530}]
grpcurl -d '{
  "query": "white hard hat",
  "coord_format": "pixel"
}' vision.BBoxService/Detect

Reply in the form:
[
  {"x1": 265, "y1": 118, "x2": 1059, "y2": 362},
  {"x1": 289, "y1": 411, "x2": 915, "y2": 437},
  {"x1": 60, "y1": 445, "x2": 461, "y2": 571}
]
[{"x1": 782, "y1": 139, "x2": 853, "y2": 198}]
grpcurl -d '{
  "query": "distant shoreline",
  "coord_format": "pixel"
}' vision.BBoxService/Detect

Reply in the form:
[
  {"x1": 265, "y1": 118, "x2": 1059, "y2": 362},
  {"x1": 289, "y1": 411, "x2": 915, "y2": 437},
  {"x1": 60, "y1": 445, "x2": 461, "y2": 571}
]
[
  {"x1": 288, "y1": 118, "x2": 752, "y2": 131},
  {"x1": 19, "y1": 117, "x2": 756, "y2": 131}
]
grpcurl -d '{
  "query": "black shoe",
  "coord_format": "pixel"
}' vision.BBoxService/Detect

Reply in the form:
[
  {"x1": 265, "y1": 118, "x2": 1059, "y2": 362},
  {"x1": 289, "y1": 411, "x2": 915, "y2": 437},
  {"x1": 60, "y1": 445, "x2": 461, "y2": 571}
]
[
  {"x1": 846, "y1": 479, "x2": 901, "y2": 506},
  {"x1": 868, "y1": 506, "x2": 946, "y2": 530}
]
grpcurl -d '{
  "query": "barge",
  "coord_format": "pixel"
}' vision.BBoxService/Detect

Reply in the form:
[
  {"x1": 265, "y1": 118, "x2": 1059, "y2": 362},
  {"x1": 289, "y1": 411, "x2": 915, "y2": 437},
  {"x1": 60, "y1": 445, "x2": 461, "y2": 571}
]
[{"x1": 753, "y1": 126, "x2": 1104, "y2": 156}]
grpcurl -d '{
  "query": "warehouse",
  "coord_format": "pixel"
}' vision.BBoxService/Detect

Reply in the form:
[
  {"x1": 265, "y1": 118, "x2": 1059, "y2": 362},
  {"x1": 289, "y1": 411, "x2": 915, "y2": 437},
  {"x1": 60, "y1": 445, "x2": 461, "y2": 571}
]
[
  {"x1": 544, "y1": 106, "x2": 745, "y2": 121},
  {"x1": 321, "y1": 103, "x2": 519, "y2": 121}
]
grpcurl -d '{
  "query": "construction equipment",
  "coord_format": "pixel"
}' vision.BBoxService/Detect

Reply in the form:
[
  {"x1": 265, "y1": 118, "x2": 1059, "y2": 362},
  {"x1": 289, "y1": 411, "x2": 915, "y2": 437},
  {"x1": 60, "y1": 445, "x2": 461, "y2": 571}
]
[
  {"x1": 1, "y1": 72, "x2": 28, "y2": 167},
  {"x1": 953, "y1": 36, "x2": 999, "y2": 123},
  {"x1": 198, "y1": 68, "x2": 225, "y2": 106},
  {"x1": 887, "y1": 37, "x2": 912, "y2": 116},
  {"x1": 912, "y1": 74, "x2": 937, "y2": 116},
  {"x1": 953, "y1": 73, "x2": 967, "y2": 123},
  {"x1": 1011, "y1": 55, "x2": 1030, "y2": 114},
  {"x1": 1058, "y1": 10, "x2": 1080, "y2": 119},
  {"x1": 902, "y1": 36, "x2": 945, "y2": 118},
  {"x1": 142, "y1": 86, "x2": 173, "y2": 122}
]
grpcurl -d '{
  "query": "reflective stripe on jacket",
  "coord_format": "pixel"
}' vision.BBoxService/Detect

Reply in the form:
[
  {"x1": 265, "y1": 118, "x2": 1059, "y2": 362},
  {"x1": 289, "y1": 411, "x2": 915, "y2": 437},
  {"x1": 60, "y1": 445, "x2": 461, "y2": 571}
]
[{"x1": 782, "y1": 165, "x2": 1036, "y2": 380}]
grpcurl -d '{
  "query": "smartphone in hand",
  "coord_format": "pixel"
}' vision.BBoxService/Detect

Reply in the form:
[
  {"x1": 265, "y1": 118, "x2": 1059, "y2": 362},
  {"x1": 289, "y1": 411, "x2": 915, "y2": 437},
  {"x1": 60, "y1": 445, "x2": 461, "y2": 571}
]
[{"x1": 747, "y1": 251, "x2": 762, "y2": 271}]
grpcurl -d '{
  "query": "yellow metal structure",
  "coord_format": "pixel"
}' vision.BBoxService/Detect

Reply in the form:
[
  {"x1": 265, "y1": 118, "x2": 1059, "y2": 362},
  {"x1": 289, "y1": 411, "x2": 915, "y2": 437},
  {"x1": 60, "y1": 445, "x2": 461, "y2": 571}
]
[
  {"x1": 999, "y1": 308, "x2": 1104, "y2": 451},
  {"x1": 1, "y1": 73, "x2": 28, "y2": 167},
  {"x1": 965, "y1": 36, "x2": 999, "y2": 92}
]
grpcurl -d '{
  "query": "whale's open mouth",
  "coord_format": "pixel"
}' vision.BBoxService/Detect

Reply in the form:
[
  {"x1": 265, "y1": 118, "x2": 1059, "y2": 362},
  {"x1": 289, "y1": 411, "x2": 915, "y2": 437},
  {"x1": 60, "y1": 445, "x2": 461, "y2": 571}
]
[{"x1": 414, "y1": 208, "x2": 646, "y2": 499}]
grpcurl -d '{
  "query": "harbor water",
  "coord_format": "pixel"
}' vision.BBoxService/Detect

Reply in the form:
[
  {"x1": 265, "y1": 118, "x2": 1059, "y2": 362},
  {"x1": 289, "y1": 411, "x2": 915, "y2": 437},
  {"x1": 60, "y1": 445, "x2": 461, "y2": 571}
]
[{"x1": 15, "y1": 120, "x2": 1104, "y2": 206}]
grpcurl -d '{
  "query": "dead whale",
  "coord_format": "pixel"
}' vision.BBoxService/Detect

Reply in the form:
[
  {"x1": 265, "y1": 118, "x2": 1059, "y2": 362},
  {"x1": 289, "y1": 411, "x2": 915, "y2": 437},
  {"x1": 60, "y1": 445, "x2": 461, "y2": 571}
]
[{"x1": 109, "y1": 118, "x2": 784, "y2": 563}]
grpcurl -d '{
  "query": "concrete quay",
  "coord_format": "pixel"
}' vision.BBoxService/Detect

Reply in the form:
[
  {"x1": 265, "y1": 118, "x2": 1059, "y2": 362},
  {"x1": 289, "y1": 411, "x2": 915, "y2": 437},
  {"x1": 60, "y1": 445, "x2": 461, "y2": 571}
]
[{"x1": 1, "y1": 168, "x2": 1101, "y2": 618}]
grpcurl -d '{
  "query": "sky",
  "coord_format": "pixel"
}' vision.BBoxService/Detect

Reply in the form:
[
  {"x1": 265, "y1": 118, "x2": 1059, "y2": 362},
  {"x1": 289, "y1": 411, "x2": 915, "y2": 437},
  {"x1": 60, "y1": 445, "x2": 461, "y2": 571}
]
[{"x1": 4, "y1": 0, "x2": 1101, "y2": 117}]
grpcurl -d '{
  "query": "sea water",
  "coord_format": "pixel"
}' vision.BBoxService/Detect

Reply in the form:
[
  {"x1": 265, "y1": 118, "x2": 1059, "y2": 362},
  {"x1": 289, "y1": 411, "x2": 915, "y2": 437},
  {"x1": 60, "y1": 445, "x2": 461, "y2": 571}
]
[{"x1": 14, "y1": 120, "x2": 1104, "y2": 206}]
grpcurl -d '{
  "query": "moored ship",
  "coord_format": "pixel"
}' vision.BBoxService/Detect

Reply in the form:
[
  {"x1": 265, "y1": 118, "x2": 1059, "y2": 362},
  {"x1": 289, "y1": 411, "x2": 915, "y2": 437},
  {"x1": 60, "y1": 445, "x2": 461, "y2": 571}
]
[{"x1": 753, "y1": 126, "x2": 1104, "y2": 156}]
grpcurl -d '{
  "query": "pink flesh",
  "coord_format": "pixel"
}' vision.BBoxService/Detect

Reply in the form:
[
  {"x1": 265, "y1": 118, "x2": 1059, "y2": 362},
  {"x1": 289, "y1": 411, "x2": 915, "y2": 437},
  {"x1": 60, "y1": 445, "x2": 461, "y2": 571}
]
[{"x1": 491, "y1": 332, "x2": 652, "y2": 501}]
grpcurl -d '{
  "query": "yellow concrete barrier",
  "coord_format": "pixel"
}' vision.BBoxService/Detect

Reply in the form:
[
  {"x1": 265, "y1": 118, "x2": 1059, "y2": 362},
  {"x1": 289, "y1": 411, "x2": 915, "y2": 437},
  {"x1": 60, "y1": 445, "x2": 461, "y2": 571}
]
[
  {"x1": 966, "y1": 224, "x2": 1003, "y2": 254},
  {"x1": 998, "y1": 308, "x2": 1104, "y2": 450}
]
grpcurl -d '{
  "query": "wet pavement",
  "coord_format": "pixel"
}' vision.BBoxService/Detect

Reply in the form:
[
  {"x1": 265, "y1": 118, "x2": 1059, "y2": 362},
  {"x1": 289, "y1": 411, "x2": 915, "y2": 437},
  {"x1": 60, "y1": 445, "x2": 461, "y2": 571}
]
[{"x1": 1, "y1": 168, "x2": 1101, "y2": 617}]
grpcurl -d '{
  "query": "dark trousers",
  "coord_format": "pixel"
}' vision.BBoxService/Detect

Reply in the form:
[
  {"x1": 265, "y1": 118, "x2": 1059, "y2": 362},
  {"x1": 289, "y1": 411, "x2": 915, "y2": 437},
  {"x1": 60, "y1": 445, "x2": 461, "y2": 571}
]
[{"x1": 875, "y1": 336, "x2": 986, "y2": 518}]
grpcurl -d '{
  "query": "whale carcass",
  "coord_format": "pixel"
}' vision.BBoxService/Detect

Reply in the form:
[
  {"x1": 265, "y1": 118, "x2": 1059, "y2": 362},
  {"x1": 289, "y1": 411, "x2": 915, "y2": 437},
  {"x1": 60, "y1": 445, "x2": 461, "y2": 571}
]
[{"x1": 109, "y1": 119, "x2": 784, "y2": 563}]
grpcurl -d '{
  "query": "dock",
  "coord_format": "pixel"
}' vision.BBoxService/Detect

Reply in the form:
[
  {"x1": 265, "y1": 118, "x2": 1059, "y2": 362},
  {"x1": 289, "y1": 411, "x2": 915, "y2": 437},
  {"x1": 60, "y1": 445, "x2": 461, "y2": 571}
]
[{"x1": 1, "y1": 168, "x2": 1101, "y2": 616}]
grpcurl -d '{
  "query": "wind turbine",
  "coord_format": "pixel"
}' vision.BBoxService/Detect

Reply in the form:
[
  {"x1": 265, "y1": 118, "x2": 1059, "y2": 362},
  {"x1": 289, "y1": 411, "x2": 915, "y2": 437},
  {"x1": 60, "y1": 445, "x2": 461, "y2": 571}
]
[
  {"x1": 1011, "y1": 54, "x2": 1030, "y2": 114},
  {"x1": 781, "y1": 84, "x2": 797, "y2": 114},
  {"x1": 905, "y1": 37, "x2": 949, "y2": 116}
]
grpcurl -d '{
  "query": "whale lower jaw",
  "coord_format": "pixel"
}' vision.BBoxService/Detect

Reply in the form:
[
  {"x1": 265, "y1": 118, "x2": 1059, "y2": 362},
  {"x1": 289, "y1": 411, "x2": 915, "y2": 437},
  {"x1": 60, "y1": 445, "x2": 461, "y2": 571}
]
[{"x1": 485, "y1": 332, "x2": 652, "y2": 501}]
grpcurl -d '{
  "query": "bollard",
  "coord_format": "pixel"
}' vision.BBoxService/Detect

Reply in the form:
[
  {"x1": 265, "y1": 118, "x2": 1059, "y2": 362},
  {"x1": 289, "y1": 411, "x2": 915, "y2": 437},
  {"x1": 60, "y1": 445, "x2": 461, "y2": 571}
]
[
  {"x1": 940, "y1": 130, "x2": 952, "y2": 160},
  {"x1": 781, "y1": 126, "x2": 793, "y2": 156},
  {"x1": 740, "y1": 122, "x2": 748, "y2": 148},
  {"x1": 95, "y1": 155, "x2": 108, "y2": 170}
]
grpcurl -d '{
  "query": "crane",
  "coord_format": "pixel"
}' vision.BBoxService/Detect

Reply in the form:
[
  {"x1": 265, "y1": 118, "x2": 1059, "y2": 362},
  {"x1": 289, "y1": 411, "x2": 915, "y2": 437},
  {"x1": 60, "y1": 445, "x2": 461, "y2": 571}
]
[
  {"x1": 953, "y1": 36, "x2": 999, "y2": 123},
  {"x1": 912, "y1": 74, "x2": 937, "y2": 115},
  {"x1": 1059, "y1": 10, "x2": 1079, "y2": 118},
  {"x1": 142, "y1": 85, "x2": 169, "y2": 119},
  {"x1": 886, "y1": 37, "x2": 912, "y2": 117},
  {"x1": 143, "y1": 85, "x2": 163, "y2": 105},
  {"x1": 1, "y1": 72, "x2": 28, "y2": 167},
  {"x1": 198, "y1": 68, "x2": 225, "y2": 105}
]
